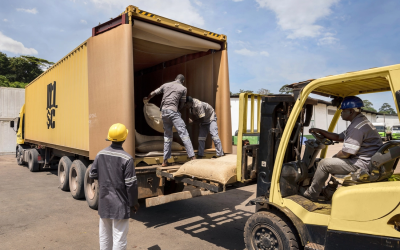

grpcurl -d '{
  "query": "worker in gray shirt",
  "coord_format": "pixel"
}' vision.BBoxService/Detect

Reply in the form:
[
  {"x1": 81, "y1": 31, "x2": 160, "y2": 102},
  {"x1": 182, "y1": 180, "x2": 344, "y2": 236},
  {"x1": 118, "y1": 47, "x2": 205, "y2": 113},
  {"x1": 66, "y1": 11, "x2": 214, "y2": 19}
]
[
  {"x1": 185, "y1": 96, "x2": 224, "y2": 158},
  {"x1": 90, "y1": 123, "x2": 139, "y2": 250},
  {"x1": 302, "y1": 96, "x2": 382, "y2": 201},
  {"x1": 144, "y1": 74, "x2": 195, "y2": 166}
]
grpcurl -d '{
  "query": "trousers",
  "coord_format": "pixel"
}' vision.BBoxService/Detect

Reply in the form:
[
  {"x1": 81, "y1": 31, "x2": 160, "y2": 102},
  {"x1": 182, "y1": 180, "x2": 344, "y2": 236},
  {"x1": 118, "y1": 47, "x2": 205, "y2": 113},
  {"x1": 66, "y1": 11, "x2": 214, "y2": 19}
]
[
  {"x1": 198, "y1": 117, "x2": 224, "y2": 157},
  {"x1": 99, "y1": 218, "x2": 129, "y2": 250},
  {"x1": 162, "y1": 109, "x2": 195, "y2": 159},
  {"x1": 307, "y1": 158, "x2": 359, "y2": 198}
]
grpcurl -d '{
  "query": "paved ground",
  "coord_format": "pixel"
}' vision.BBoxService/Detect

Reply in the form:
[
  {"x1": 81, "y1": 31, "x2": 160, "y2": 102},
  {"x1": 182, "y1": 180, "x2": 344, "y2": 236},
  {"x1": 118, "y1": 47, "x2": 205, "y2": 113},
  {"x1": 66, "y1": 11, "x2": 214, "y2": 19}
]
[{"x1": 1, "y1": 143, "x2": 397, "y2": 250}]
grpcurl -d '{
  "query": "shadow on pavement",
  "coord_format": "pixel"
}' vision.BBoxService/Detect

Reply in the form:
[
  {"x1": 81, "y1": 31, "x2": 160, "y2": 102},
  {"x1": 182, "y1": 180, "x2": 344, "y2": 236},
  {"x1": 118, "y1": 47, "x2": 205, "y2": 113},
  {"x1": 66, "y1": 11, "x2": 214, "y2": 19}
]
[{"x1": 135, "y1": 187, "x2": 255, "y2": 249}]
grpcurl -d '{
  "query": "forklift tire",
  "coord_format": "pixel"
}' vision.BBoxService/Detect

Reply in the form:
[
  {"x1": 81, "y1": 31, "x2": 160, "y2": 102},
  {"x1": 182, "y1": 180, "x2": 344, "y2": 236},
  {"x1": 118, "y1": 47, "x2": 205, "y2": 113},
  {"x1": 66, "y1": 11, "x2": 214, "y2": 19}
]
[
  {"x1": 84, "y1": 164, "x2": 99, "y2": 210},
  {"x1": 58, "y1": 156, "x2": 74, "y2": 191},
  {"x1": 244, "y1": 210, "x2": 300, "y2": 250},
  {"x1": 69, "y1": 159, "x2": 88, "y2": 200},
  {"x1": 28, "y1": 149, "x2": 39, "y2": 172}
]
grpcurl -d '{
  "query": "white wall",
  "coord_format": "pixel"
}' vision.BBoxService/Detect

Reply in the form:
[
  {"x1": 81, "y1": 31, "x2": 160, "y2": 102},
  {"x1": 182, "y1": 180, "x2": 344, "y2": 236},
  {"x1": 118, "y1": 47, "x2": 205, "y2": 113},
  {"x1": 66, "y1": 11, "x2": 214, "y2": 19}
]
[
  {"x1": 230, "y1": 97, "x2": 260, "y2": 135},
  {"x1": 0, "y1": 87, "x2": 25, "y2": 153},
  {"x1": 376, "y1": 115, "x2": 399, "y2": 128}
]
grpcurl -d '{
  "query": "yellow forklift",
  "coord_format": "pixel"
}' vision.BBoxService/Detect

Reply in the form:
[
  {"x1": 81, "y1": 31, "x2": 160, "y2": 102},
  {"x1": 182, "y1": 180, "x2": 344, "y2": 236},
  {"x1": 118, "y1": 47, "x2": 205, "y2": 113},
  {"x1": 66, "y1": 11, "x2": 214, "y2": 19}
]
[{"x1": 243, "y1": 64, "x2": 400, "y2": 249}]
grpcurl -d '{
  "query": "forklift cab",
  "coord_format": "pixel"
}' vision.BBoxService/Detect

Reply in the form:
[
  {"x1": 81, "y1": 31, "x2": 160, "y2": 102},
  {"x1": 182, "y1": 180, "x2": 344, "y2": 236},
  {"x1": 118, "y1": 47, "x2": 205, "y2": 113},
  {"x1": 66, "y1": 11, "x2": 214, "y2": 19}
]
[{"x1": 244, "y1": 64, "x2": 400, "y2": 250}]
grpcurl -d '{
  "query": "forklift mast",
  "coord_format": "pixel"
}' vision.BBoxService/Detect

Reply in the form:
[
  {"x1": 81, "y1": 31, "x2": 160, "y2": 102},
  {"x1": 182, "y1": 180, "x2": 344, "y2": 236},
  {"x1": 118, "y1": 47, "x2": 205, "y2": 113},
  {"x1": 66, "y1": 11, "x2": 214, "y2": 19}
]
[{"x1": 257, "y1": 94, "x2": 316, "y2": 198}]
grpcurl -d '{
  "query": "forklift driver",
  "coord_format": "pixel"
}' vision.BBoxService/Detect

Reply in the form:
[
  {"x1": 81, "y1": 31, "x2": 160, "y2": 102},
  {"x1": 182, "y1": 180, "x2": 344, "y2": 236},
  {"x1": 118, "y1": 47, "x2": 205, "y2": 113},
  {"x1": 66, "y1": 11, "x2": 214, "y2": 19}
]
[{"x1": 302, "y1": 96, "x2": 383, "y2": 201}]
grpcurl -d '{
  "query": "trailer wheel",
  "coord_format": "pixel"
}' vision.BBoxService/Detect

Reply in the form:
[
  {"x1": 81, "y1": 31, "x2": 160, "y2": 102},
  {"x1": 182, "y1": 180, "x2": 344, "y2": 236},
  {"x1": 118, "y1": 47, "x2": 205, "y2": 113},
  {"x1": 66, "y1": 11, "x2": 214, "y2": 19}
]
[
  {"x1": 58, "y1": 156, "x2": 74, "y2": 191},
  {"x1": 69, "y1": 159, "x2": 88, "y2": 200},
  {"x1": 84, "y1": 164, "x2": 99, "y2": 210},
  {"x1": 28, "y1": 149, "x2": 39, "y2": 172},
  {"x1": 17, "y1": 149, "x2": 24, "y2": 165},
  {"x1": 244, "y1": 210, "x2": 300, "y2": 250}
]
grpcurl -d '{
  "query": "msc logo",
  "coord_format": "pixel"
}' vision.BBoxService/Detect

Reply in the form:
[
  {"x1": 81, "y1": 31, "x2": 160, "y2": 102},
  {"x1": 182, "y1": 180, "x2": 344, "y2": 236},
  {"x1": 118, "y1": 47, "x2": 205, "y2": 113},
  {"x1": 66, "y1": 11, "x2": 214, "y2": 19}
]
[{"x1": 47, "y1": 81, "x2": 58, "y2": 129}]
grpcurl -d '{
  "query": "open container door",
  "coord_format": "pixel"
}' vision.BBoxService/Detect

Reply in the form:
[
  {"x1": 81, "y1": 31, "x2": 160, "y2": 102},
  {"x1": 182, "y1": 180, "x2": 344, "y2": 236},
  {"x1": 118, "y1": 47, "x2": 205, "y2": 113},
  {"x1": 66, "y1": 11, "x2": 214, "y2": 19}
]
[{"x1": 132, "y1": 19, "x2": 232, "y2": 159}]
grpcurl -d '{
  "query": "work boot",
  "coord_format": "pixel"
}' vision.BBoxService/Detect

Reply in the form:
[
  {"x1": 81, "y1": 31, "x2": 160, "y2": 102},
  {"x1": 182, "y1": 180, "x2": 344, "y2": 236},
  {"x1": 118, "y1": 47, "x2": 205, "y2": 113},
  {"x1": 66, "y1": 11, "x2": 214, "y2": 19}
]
[{"x1": 299, "y1": 187, "x2": 319, "y2": 202}]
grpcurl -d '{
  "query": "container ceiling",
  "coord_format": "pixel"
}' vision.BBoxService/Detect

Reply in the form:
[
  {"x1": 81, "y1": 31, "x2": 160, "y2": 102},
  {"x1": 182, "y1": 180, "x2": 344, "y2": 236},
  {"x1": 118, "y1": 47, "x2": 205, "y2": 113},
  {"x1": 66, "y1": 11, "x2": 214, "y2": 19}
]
[{"x1": 132, "y1": 20, "x2": 221, "y2": 72}]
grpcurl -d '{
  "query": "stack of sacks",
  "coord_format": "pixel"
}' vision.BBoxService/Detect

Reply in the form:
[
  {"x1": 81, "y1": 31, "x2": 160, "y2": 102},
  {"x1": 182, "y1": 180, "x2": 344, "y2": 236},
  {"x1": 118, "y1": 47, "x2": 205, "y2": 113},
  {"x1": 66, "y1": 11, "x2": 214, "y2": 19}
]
[
  {"x1": 143, "y1": 102, "x2": 177, "y2": 133},
  {"x1": 135, "y1": 130, "x2": 184, "y2": 153}
]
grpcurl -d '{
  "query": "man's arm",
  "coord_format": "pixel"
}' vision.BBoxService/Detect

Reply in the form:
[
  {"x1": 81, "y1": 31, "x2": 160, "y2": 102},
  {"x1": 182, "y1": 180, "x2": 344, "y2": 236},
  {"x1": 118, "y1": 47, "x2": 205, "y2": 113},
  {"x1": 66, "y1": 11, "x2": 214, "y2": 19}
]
[
  {"x1": 144, "y1": 85, "x2": 163, "y2": 102},
  {"x1": 334, "y1": 150, "x2": 351, "y2": 159},
  {"x1": 89, "y1": 155, "x2": 99, "y2": 180},
  {"x1": 309, "y1": 128, "x2": 343, "y2": 142},
  {"x1": 124, "y1": 158, "x2": 138, "y2": 209}
]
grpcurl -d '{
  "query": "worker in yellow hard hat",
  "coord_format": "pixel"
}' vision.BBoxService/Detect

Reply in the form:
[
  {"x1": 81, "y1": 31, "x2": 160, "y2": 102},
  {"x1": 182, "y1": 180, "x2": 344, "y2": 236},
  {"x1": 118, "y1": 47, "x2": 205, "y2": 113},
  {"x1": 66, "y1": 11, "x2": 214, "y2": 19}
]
[{"x1": 89, "y1": 123, "x2": 139, "y2": 249}]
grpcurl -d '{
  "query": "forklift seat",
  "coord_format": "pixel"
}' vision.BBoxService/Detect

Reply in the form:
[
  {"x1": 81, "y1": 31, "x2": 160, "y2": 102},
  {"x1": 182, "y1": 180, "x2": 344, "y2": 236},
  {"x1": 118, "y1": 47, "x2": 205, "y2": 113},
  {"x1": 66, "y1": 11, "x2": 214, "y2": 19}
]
[{"x1": 342, "y1": 140, "x2": 400, "y2": 185}]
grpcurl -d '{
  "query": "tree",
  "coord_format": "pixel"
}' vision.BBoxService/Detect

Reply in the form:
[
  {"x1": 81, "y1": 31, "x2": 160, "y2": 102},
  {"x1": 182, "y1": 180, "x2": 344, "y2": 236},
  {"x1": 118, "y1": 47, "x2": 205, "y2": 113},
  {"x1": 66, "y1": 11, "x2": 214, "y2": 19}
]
[
  {"x1": 362, "y1": 99, "x2": 377, "y2": 112},
  {"x1": 239, "y1": 89, "x2": 253, "y2": 93},
  {"x1": 257, "y1": 88, "x2": 271, "y2": 95},
  {"x1": 379, "y1": 103, "x2": 397, "y2": 115},
  {"x1": 279, "y1": 84, "x2": 293, "y2": 94},
  {"x1": 0, "y1": 53, "x2": 54, "y2": 88}
]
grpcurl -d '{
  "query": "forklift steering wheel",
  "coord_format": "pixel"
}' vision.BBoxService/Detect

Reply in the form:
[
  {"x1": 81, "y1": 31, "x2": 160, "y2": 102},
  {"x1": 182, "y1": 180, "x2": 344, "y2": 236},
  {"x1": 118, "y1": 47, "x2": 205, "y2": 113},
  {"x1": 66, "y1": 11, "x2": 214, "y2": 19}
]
[{"x1": 310, "y1": 131, "x2": 334, "y2": 145}]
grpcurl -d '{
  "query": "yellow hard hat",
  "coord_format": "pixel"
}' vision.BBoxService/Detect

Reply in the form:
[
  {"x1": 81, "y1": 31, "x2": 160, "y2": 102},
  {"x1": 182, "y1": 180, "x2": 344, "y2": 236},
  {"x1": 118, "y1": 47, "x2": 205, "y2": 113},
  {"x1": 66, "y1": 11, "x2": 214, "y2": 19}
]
[{"x1": 106, "y1": 123, "x2": 128, "y2": 142}]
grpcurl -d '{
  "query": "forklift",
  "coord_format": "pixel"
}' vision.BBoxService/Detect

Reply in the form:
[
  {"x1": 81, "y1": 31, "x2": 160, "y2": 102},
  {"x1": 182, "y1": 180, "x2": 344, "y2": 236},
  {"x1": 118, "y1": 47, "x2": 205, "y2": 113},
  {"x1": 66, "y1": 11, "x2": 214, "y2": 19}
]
[{"x1": 244, "y1": 64, "x2": 400, "y2": 249}]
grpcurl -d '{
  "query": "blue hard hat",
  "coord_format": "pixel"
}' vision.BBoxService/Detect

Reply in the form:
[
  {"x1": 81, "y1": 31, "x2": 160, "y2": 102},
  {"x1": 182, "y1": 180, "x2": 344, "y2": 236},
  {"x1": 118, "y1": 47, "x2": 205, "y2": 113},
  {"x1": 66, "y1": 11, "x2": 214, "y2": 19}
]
[{"x1": 340, "y1": 96, "x2": 364, "y2": 110}]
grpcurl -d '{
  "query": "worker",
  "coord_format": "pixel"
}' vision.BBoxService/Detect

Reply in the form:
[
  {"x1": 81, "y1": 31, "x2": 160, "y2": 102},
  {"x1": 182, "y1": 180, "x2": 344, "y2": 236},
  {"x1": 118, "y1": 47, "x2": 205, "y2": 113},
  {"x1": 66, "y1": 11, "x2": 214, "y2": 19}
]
[
  {"x1": 144, "y1": 74, "x2": 195, "y2": 166},
  {"x1": 302, "y1": 96, "x2": 382, "y2": 201},
  {"x1": 185, "y1": 96, "x2": 224, "y2": 158},
  {"x1": 89, "y1": 123, "x2": 139, "y2": 250}
]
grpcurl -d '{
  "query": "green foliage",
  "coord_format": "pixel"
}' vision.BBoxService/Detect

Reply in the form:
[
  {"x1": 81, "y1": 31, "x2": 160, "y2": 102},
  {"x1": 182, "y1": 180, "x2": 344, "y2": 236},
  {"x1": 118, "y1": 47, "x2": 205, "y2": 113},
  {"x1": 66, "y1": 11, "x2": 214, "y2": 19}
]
[
  {"x1": 362, "y1": 99, "x2": 377, "y2": 112},
  {"x1": 279, "y1": 84, "x2": 293, "y2": 94},
  {"x1": 239, "y1": 89, "x2": 253, "y2": 93},
  {"x1": 257, "y1": 88, "x2": 272, "y2": 95},
  {"x1": 379, "y1": 103, "x2": 397, "y2": 115},
  {"x1": 0, "y1": 53, "x2": 54, "y2": 88}
]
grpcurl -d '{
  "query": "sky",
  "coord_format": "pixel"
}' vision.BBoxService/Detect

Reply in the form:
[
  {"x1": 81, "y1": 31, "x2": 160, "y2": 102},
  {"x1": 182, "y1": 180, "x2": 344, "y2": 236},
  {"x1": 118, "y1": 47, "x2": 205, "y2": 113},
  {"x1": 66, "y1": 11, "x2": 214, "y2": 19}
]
[{"x1": 1, "y1": 0, "x2": 399, "y2": 111}]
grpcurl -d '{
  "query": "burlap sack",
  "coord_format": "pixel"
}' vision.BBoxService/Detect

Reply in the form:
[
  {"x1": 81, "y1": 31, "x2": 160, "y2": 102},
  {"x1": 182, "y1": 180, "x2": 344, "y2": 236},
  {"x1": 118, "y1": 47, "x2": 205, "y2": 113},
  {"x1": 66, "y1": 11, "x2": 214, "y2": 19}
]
[
  {"x1": 136, "y1": 140, "x2": 184, "y2": 153},
  {"x1": 173, "y1": 155, "x2": 238, "y2": 185},
  {"x1": 135, "y1": 130, "x2": 163, "y2": 145},
  {"x1": 143, "y1": 102, "x2": 177, "y2": 133}
]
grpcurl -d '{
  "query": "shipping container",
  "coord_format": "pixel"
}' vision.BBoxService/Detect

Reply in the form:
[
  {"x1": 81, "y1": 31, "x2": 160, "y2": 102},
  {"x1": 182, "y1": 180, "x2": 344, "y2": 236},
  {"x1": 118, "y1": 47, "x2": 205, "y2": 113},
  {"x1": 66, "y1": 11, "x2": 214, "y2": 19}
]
[
  {"x1": 0, "y1": 87, "x2": 25, "y2": 153},
  {"x1": 14, "y1": 5, "x2": 235, "y2": 207}
]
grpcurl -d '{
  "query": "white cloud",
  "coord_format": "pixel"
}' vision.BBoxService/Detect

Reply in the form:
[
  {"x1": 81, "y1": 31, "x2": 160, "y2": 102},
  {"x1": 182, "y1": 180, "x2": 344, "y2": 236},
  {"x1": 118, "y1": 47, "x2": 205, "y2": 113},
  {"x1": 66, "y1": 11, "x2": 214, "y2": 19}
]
[
  {"x1": 318, "y1": 32, "x2": 339, "y2": 45},
  {"x1": 3, "y1": 19, "x2": 8, "y2": 22},
  {"x1": 255, "y1": 0, "x2": 339, "y2": 39},
  {"x1": 16, "y1": 8, "x2": 38, "y2": 14},
  {"x1": 233, "y1": 0, "x2": 244, "y2": 2},
  {"x1": 0, "y1": 32, "x2": 38, "y2": 55},
  {"x1": 89, "y1": 0, "x2": 205, "y2": 27},
  {"x1": 194, "y1": 1, "x2": 202, "y2": 6},
  {"x1": 80, "y1": 19, "x2": 87, "y2": 24},
  {"x1": 237, "y1": 30, "x2": 242, "y2": 34},
  {"x1": 260, "y1": 51, "x2": 269, "y2": 56},
  {"x1": 235, "y1": 48, "x2": 258, "y2": 56}
]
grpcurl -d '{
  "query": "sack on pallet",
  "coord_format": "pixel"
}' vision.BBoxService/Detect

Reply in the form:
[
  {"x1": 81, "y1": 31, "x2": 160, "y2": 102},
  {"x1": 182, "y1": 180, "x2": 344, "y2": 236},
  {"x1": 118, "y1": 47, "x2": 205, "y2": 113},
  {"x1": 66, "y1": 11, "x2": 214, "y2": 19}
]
[
  {"x1": 143, "y1": 102, "x2": 177, "y2": 133},
  {"x1": 136, "y1": 140, "x2": 184, "y2": 153},
  {"x1": 173, "y1": 156, "x2": 237, "y2": 185}
]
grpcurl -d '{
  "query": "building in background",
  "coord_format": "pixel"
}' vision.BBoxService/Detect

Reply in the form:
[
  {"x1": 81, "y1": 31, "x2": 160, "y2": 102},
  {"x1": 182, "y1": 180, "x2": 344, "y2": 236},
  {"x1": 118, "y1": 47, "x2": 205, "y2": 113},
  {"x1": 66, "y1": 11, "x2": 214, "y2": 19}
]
[{"x1": 0, "y1": 87, "x2": 25, "y2": 154}]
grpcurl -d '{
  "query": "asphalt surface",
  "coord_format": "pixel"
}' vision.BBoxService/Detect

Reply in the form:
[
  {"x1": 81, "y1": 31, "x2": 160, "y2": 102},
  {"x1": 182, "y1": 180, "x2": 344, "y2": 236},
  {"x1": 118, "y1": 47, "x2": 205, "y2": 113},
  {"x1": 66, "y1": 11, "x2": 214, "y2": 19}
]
[
  {"x1": 0, "y1": 153, "x2": 256, "y2": 250},
  {"x1": 1, "y1": 143, "x2": 398, "y2": 250}
]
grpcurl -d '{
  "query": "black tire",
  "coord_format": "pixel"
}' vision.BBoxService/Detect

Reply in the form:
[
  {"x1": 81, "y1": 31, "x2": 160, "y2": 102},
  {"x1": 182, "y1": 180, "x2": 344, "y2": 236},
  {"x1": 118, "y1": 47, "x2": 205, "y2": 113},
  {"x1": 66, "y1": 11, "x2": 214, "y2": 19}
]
[
  {"x1": 244, "y1": 210, "x2": 300, "y2": 250},
  {"x1": 84, "y1": 164, "x2": 99, "y2": 210},
  {"x1": 58, "y1": 156, "x2": 74, "y2": 191},
  {"x1": 28, "y1": 149, "x2": 39, "y2": 172},
  {"x1": 69, "y1": 159, "x2": 88, "y2": 200}
]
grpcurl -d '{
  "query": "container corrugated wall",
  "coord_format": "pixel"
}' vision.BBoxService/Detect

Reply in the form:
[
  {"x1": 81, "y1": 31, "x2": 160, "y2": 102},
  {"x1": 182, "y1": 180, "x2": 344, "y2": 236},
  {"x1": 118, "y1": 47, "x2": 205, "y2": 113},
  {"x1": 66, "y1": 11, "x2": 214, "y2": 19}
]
[
  {"x1": 25, "y1": 42, "x2": 89, "y2": 154},
  {"x1": 0, "y1": 87, "x2": 25, "y2": 153}
]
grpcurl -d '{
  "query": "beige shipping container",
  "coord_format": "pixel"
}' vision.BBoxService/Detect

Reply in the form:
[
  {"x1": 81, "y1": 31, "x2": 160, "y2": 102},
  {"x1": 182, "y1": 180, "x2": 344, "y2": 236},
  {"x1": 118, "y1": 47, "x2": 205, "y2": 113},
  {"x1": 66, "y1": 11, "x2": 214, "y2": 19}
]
[{"x1": 23, "y1": 5, "x2": 232, "y2": 160}]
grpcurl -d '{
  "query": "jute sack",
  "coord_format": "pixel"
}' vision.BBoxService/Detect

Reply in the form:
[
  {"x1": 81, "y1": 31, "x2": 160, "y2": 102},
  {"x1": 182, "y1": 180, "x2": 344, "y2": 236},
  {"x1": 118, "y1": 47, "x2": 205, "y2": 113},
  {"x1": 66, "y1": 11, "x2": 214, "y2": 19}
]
[
  {"x1": 173, "y1": 155, "x2": 238, "y2": 185},
  {"x1": 136, "y1": 140, "x2": 184, "y2": 153},
  {"x1": 135, "y1": 130, "x2": 163, "y2": 145},
  {"x1": 143, "y1": 102, "x2": 177, "y2": 133}
]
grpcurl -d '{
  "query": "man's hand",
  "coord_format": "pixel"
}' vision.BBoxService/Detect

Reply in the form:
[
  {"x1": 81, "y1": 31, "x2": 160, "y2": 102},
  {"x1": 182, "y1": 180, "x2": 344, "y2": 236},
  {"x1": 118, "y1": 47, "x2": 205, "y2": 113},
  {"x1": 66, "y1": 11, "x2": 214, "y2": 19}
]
[
  {"x1": 188, "y1": 118, "x2": 193, "y2": 124},
  {"x1": 143, "y1": 97, "x2": 149, "y2": 104},
  {"x1": 309, "y1": 128, "x2": 322, "y2": 134},
  {"x1": 335, "y1": 150, "x2": 351, "y2": 159}
]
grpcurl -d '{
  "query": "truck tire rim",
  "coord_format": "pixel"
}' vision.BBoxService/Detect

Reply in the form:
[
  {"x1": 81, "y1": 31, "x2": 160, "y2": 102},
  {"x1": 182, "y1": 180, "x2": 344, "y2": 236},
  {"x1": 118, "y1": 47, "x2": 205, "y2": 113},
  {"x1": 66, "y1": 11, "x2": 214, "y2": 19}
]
[
  {"x1": 71, "y1": 168, "x2": 77, "y2": 191},
  {"x1": 252, "y1": 224, "x2": 282, "y2": 250},
  {"x1": 86, "y1": 175, "x2": 96, "y2": 200},
  {"x1": 59, "y1": 165, "x2": 65, "y2": 183}
]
